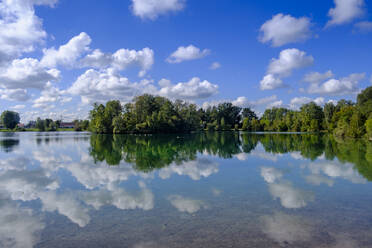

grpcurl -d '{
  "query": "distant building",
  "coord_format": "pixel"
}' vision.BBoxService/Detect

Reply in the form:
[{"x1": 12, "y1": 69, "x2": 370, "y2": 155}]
[
  {"x1": 17, "y1": 123, "x2": 25, "y2": 128},
  {"x1": 59, "y1": 122, "x2": 75, "y2": 129}
]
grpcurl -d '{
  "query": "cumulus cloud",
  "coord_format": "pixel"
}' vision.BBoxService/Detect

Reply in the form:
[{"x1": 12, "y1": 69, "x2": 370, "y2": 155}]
[
  {"x1": 261, "y1": 167, "x2": 283, "y2": 184},
  {"x1": 354, "y1": 21, "x2": 372, "y2": 32},
  {"x1": 261, "y1": 166, "x2": 314, "y2": 209},
  {"x1": 131, "y1": 0, "x2": 185, "y2": 20},
  {"x1": 259, "y1": 14, "x2": 312, "y2": 47},
  {"x1": 209, "y1": 62, "x2": 221, "y2": 70},
  {"x1": 166, "y1": 45, "x2": 210, "y2": 63},
  {"x1": 0, "y1": 196, "x2": 45, "y2": 248},
  {"x1": 40, "y1": 32, "x2": 91, "y2": 68},
  {"x1": 305, "y1": 174, "x2": 334, "y2": 187},
  {"x1": 0, "y1": 0, "x2": 56, "y2": 65},
  {"x1": 261, "y1": 212, "x2": 313, "y2": 245},
  {"x1": 0, "y1": 58, "x2": 60, "y2": 89},
  {"x1": 168, "y1": 195, "x2": 207, "y2": 214},
  {"x1": 11, "y1": 104, "x2": 26, "y2": 110},
  {"x1": 268, "y1": 181, "x2": 315, "y2": 208},
  {"x1": 307, "y1": 73, "x2": 365, "y2": 95},
  {"x1": 289, "y1": 96, "x2": 325, "y2": 109},
  {"x1": 68, "y1": 68, "x2": 157, "y2": 104},
  {"x1": 260, "y1": 49, "x2": 313, "y2": 90},
  {"x1": 267, "y1": 49, "x2": 314, "y2": 77},
  {"x1": 158, "y1": 77, "x2": 218, "y2": 100},
  {"x1": 158, "y1": 158, "x2": 219, "y2": 180},
  {"x1": 80, "y1": 47, "x2": 154, "y2": 77},
  {"x1": 39, "y1": 191, "x2": 91, "y2": 227},
  {"x1": 306, "y1": 161, "x2": 366, "y2": 184},
  {"x1": 33, "y1": 82, "x2": 71, "y2": 109},
  {"x1": 303, "y1": 70, "x2": 334, "y2": 84},
  {"x1": 327, "y1": 0, "x2": 365, "y2": 26},
  {"x1": 0, "y1": 88, "x2": 30, "y2": 101},
  {"x1": 81, "y1": 184, "x2": 154, "y2": 211},
  {"x1": 260, "y1": 74, "x2": 285, "y2": 90}
]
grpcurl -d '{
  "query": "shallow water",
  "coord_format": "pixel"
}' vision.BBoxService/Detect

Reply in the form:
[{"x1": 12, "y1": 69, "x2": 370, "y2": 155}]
[{"x1": 1, "y1": 131, "x2": 372, "y2": 248}]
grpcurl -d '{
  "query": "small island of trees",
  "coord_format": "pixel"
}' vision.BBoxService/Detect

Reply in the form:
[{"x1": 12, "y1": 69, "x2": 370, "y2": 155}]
[{"x1": 89, "y1": 86, "x2": 372, "y2": 140}]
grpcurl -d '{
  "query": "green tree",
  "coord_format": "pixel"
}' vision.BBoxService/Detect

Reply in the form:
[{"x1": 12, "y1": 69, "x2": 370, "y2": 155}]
[
  {"x1": 357, "y1": 86, "x2": 372, "y2": 118},
  {"x1": 366, "y1": 119, "x2": 372, "y2": 140},
  {"x1": 1, "y1": 111, "x2": 20, "y2": 129},
  {"x1": 36, "y1": 118, "x2": 45, "y2": 131}
]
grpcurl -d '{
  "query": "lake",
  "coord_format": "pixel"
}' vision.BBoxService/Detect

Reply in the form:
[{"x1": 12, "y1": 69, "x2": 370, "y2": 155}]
[{"x1": 1, "y1": 131, "x2": 372, "y2": 248}]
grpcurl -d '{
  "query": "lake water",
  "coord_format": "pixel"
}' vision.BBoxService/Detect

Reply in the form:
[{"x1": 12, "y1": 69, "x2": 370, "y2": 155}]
[{"x1": 1, "y1": 132, "x2": 372, "y2": 248}]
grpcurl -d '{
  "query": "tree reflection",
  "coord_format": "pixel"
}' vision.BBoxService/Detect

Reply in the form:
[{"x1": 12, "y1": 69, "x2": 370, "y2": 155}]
[
  {"x1": 0, "y1": 139, "x2": 19, "y2": 152},
  {"x1": 89, "y1": 132, "x2": 372, "y2": 181}
]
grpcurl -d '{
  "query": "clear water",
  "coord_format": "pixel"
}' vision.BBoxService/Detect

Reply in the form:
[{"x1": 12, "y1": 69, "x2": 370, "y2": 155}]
[{"x1": 1, "y1": 131, "x2": 372, "y2": 248}]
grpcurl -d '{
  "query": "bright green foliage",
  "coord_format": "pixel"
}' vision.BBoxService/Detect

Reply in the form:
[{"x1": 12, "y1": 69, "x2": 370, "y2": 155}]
[
  {"x1": 300, "y1": 102, "x2": 324, "y2": 132},
  {"x1": 86, "y1": 86, "x2": 372, "y2": 137},
  {"x1": 242, "y1": 108, "x2": 257, "y2": 120},
  {"x1": 242, "y1": 118, "x2": 251, "y2": 131},
  {"x1": 366, "y1": 119, "x2": 372, "y2": 140},
  {"x1": 357, "y1": 86, "x2": 372, "y2": 118},
  {"x1": 74, "y1": 120, "x2": 90, "y2": 131},
  {"x1": 1, "y1": 110, "x2": 20, "y2": 129}
]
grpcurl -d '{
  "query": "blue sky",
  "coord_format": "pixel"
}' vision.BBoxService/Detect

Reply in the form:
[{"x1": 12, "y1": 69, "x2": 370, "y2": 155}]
[{"x1": 0, "y1": 0, "x2": 371, "y2": 122}]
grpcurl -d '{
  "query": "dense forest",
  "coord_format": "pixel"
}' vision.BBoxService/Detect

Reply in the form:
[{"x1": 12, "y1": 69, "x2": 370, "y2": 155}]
[{"x1": 89, "y1": 86, "x2": 372, "y2": 139}]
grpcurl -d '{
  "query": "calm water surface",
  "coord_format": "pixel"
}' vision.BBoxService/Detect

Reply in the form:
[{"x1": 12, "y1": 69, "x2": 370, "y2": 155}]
[{"x1": 1, "y1": 132, "x2": 372, "y2": 248}]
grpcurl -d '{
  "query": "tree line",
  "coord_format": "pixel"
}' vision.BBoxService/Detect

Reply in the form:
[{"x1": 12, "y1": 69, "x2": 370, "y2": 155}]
[
  {"x1": 88, "y1": 132, "x2": 372, "y2": 181},
  {"x1": 0, "y1": 111, "x2": 90, "y2": 132},
  {"x1": 89, "y1": 86, "x2": 372, "y2": 139}
]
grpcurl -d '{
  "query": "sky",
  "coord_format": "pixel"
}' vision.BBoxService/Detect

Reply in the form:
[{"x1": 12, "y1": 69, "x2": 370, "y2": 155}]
[{"x1": 0, "y1": 0, "x2": 372, "y2": 122}]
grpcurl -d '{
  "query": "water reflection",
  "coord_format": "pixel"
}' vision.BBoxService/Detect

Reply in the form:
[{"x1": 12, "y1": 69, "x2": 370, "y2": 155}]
[
  {"x1": 88, "y1": 132, "x2": 372, "y2": 182},
  {"x1": 0, "y1": 132, "x2": 371, "y2": 247}
]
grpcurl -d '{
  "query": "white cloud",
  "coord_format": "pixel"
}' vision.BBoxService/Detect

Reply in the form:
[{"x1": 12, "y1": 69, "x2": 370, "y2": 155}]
[
  {"x1": 267, "y1": 49, "x2": 314, "y2": 77},
  {"x1": 259, "y1": 14, "x2": 312, "y2": 47},
  {"x1": 354, "y1": 21, "x2": 372, "y2": 32},
  {"x1": 307, "y1": 161, "x2": 366, "y2": 184},
  {"x1": 166, "y1": 45, "x2": 210, "y2": 63},
  {"x1": 261, "y1": 212, "x2": 313, "y2": 245},
  {"x1": 0, "y1": 88, "x2": 30, "y2": 101},
  {"x1": 303, "y1": 70, "x2": 334, "y2": 84},
  {"x1": 158, "y1": 158, "x2": 219, "y2": 180},
  {"x1": 39, "y1": 191, "x2": 91, "y2": 227},
  {"x1": 260, "y1": 74, "x2": 285, "y2": 90},
  {"x1": 231, "y1": 95, "x2": 278, "y2": 110},
  {"x1": 267, "y1": 100, "x2": 284, "y2": 109},
  {"x1": 68, "y1": 68, "x2": 157, "y2": 104},
  {"x1": 0, "y1": 58, "x2": 60, "y2": 89},
  {"x1": 11, "y1": 104, "x2": 26, "y2": 110},
  {"x1": 268, "y1": 181, "x2": 314, "y2": 208},
  {"x1": 327, "y1": 0, "x2": 365, "y2": 26},
  {"x1": 81, "y1": 47, "x2": 154, "y2": 77},
  {"x1": 40, "y1": 32, "x2": 91, "y2": 68},
  {"x1": 131, "y1": 0, "x2": 185, "y2": 20},
  {"x1": 289, "y1": 96, "x2": 325, "y2": 109},
  {"x1": 0, "y1": 197, "x2": 45, "y2": 248},
  {"x1": 0, "y1": 0, "x2": 56, "y2": 65},
  {"x1": 307, "y1": 73, "x2": 365, "y2": 95},
  {"x1": 33, "y1": 82, "x2": 70, "y2": 109},
  {"x1": 305, "y1": 174, "x2": 334, "y2": 187},
  {"x1": 209, "y1": 62, "x2": 221, "y2": 70},
  {"x1": 261, "y1": 166, "x2": 314, "y2": 209},
  {"x1": 81, "y1": 184, "x2": 154, "y2": 211},
  {"x1": 158, "y1": 77, "x2": 218, "y2": 100},
  {"x1": 168, "y1": 195, "x2": 207, "y2": 214},
  {"x1": 261, "y1": 167, "x2": 283, "y2": 184},
  {"x1": 260, "y1": 49, "x2": 313, "y2": 91}
]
